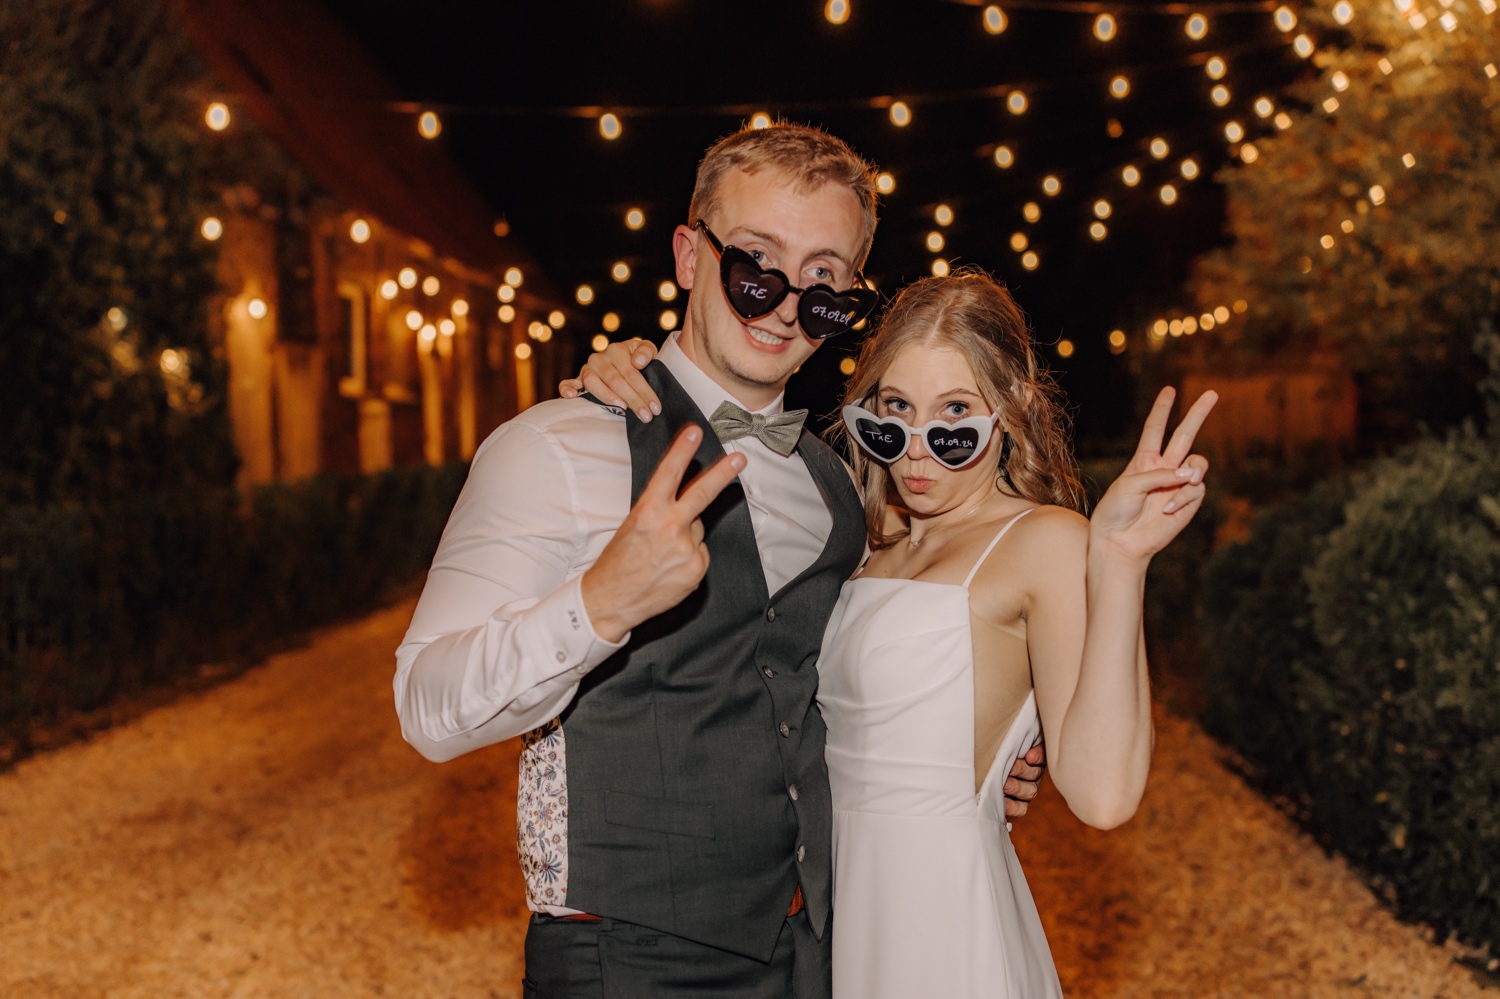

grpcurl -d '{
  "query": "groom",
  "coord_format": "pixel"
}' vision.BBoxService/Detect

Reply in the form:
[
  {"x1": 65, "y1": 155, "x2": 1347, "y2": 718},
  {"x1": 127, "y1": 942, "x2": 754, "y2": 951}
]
[{"x1": 394, "y1": 124, "x2": 1039, "y2": 998}]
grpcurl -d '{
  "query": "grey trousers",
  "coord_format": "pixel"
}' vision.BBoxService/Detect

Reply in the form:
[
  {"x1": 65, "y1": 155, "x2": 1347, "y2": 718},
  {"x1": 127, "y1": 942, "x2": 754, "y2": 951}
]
[{"x1": 522, "y1": 910, "x2": 831, "y2": 999}]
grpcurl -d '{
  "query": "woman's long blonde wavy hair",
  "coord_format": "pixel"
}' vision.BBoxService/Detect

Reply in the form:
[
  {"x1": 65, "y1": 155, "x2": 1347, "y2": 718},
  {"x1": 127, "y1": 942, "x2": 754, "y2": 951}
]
[{"x1": 834, "y1": 270, "x2": 1086, "y2": 550}]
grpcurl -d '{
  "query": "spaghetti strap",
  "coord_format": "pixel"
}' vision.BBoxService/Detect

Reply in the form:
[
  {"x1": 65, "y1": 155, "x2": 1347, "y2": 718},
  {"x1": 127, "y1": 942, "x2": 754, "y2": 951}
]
[{"x1": 961, "y1": 508, "x2": 1035, "y2": 589}]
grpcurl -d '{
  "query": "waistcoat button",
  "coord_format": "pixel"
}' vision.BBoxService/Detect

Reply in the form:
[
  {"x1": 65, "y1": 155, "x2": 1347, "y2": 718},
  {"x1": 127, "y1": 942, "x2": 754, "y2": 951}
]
[
  {"x1": 765, "y1": 607, "x2": 776, "y2": 622},
  {"x1": 788, "y1": 784, "x2": 799, "y2": 801},
  {"x1": 796, "y1": 844, "x2": 806, "y2": 862},
  {"x1": 778, "y1": 722, "x2": 791, "y2": 737},
  {"x1": 762, "y1": 666, "x2": 776, "y2": 679}
]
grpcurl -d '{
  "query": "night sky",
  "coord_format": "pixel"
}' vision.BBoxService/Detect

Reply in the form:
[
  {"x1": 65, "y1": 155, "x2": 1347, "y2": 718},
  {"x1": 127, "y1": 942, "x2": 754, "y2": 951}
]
[{"x1": 321, "y1": 0, "x2": 1309, "y2": 449}]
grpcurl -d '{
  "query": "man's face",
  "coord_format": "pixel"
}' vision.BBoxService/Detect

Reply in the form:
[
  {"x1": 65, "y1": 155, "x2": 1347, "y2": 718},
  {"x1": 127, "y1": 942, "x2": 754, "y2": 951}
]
[{"x1": 673, "y1": 168, "x2": 866, "y2": 406}]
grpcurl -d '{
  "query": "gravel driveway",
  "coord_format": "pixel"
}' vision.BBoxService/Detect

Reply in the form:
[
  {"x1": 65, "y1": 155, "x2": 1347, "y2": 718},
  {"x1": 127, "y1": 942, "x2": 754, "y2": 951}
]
[{"x1": 0, "y1": 599, "x2": 1489, "y2": 998}]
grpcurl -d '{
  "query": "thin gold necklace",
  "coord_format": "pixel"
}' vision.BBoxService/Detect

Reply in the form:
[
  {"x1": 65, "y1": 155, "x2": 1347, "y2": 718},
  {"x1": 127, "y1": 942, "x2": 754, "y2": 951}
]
[{"x1": 908, "y1": 493, "x2": 991, "y2": 548}]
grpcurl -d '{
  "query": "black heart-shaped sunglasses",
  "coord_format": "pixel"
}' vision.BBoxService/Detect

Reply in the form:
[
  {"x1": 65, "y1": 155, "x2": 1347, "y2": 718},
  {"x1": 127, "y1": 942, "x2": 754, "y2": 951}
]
[{"x1": 695, "y1": 222, "x2": 879, "y2": 340}]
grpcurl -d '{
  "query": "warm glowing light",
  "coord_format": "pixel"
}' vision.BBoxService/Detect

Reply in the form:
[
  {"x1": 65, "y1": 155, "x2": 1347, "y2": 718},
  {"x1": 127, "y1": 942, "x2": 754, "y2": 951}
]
[
  {"x1": 1331, "y1": 71, "x2": 1350, "y2": 92},
  {"x1": 379, "y1": 280, "x2": 398, "y2": 300},
  {"x1": 825, "y1": 0, "x2": 850, "y2": 24},
  {"x1": 931, "y1": 258, "x2": 950, "y2": 277},
  {"x1": 1409, "y1": 10, "x2": 1428, "y2": 27},
  {"x1": 452, "y1": 298, "x2": 469, "y2": 317},
  {"x1": 1150, "y1": 137, "x2": 1169, "y2": 159},
  {"x1": 1333, "y1": 0, "x2": 1354, "y2": 22},
  {"x1": 505, "y1": 267, "x2": 524, "y2": 288},
  {"x1": 1214, "y1": 306, "x2": 1230, "y2": 323},
  {"x1": 1323, "y1": 97, "x2": 1340, "y2": 113},
  {"x1": 1440, "y1": 10, "x2": 1457, "y2": 30},
  {"x1": 1254, "y1": 97, "x2": 1274, "y2": 118},
  {"x1": 876, "y1": 172, "x2": 896, "y2": 194},
  {"x1": 349, "y1": 219, "x2": 371, "y2": 243},
  {"x1": 515, "y1": 342, "x2": 532, "y2": 360},
  {"x1": 1379, "y1": 57, "x2": 1395, "y2": 74},
  {"x1": 405, "y1": 310, "x2": 423, "y2": 331},
  {"x1": 984, "y1": 5, "x2": 1008, "y2": 33},
  {"x1": 160, "y1": 349, "x2": 183, "y2": 374},
  {"x1": 602, "y1": 312, "x2": 621, "y2": 332},
  {"x1": 935, "y1": 204, "x2": 954, "y2": 226},
  {"x1": 248, "y1": 298, "x2": 268, "y2": 319},
  {"x1": 1402, "y1": 153, "x2": 1416, "y2": 168},
  {"x1": 497, "y1": 284, "x2": 516, "y2": 303},
  {"x1": 1007, "y1": 91, "x2": 1028, "y2": 115},
  {"x1": 1093, "y1": 199, "x2": 1112, "y2": 219},
  {"x1": 1152, "y1": 319, "x2": 1169, "y2": 337},
  {"x1": 659, "y1": 309, "x2": 679, "y2": 330},
  {"x1": 1089, "y1": 221, "x2": 1107, "y2": 241},
  {"x1": 1293, "y1": 34, "x2": 1314, "y2": 57},
  {"x1": 1233, "y1": 299, "x2": 1248, "y2": 313},
  {"x1": 1320, "y1": 234, "x2": 1335, "y2": 249},
  {"x1": 200, "y1": 217, "x2": 223, "y2": 241},
  {"x1": 1275, "y1": 112, "x2": 1293, "y2": 129},
  {"x1": 398, "y1": 267, "x2": 418, "y2": 289},
  {"x1": 624, "y1": 208, "x2": 645, "y2": 230},
  {"x1": 576, "y1": 285, "x2": 595, "y2": 305},
  {"x1": 1023, "y1": 201, "x2": 1041, "y2": 222},
  {"x1": 993, "y1": 146, "x2": 1015, "y2": 168},
  {"x1": 527, "y1": 322, "x2": 546, "y2": 341},
  {"x1": 1021, "y1": 251, "x2": 1039, "y2": 270},
  {"x1": 1057, "y1": 339, "x2": 1075, "y2": 358},
  {"x1": 1369, "y1": 185, "x2": 1387, "y2": 205},
  {"x1": 1107, "y1": 118, "x2": 1124, "y2": 138},
  {"x1": 923, "y1": 231, "x2": 944, "y2": 253},
  {"x1": 1241, "y1": 143, "x2": 1260, "y2": 163},
  {"x1": 1169, "y1": 319, "x2": 1184, "y2": 337},
  {"x1": 1183, "y1": 315, "x2": 1199, "y2": 334},
  {"x1": 1122, "y1": 165, "x2": 1141, "y2": 186},
  {"x1": 1160, "y1": 183, "x2": 1179, "y2": 204},
  {"x1": 1206, "y1": 56, "x2": 1227, "y2": 80},
  {"x1": 889, "y1": 101, "x2": 912, "y2": 127},
  {"x1": 1340, "y1": 219, "x2": 1355, "y2": 233},
  {"x1": 612, "y1": 262, "x2": 631, "y2": 283},
  {"x1": 1041, "y1": 175, "x2": 1061, "y2": 196},
  {"x1": 1181, "y1": 158, "x2": 1200, "y2": 179},
  {"x1": 1094, "y1": 13, "x2": 1117, "y2": 40},
  {"x1": 1186, "y1": 14, "x2": 1208, "y2": 39},
  {"x1": 1211, "y1": 84, "x2": 1231, "y2": 107},
  {"x1": 1225, "y1": 121, "x2": 1245, "y2": 142},
  {"x1": 1010, "y1": 232, "x2": 1029, "y2": 252},
  {"x1": 1108, "y1": 329, "x2": 1127, "y2": 352},
  {"x1": 592, "y1": 334, "x2": 610, "y2": 352},
  {"x1": 1110, "y1": 75, "x2": 1130, "y2": 98},
  {"x1": 418, "y1": 111, "x2": 441, "y2": 139},
  {"x1": 839, "y1": 356, "x2": 857, "y2": 375},
  {"x1": 599, "y1": 113, "x2": 622, "y2": 140},
  {"x1": 1488, "y1": 64, "x2": 1499, "y2": 78},
  {"x1": 422, "y1": 276, "x2": 440, "y2": 296},
  {"x1": 658, "y1": 280, "x2": 678, "y2": 301},
  {"x1": 542, "y1": 310, "x2": 562, "y2": 329},
  {"x1": 205, "y1": 102, "x2": 231, "y2": 131},
  {"x1": 1273, "y1": 6, "x2": 1297, "y2": 31},
  {"x1": 439, "y1": 318, "x2": 456, "y2": 337},
  {"x1": 498, "y1": 304, "x2": 516, "y2": 322},
  {"x1": 750, "y1": 112, "x2": 772, "y2": 129}
]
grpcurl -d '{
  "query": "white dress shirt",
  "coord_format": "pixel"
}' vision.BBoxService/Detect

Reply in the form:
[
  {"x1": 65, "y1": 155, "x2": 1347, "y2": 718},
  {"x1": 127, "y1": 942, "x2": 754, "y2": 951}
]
[{"x1": 394, "y1": 333, "x2": 835, "y2": 762}]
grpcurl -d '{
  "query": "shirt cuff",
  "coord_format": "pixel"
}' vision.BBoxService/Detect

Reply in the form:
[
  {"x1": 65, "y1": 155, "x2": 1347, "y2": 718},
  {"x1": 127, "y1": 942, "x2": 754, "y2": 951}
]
[{"x1": 524, "y1": 574, "x2": 629, "y2": 680}]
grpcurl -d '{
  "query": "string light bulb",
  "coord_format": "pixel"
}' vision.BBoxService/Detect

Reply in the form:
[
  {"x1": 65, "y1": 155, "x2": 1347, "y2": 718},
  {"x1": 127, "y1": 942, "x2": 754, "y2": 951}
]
[
  {"x1": 599, "y1": 113, "x2": 622, "y2": 140},
  {"x1": 1186, "y1": 13, "x2": 1208, "y2": 39},
  {"x1": 576, "y1": 285, "x2": 595, "y2": 304},
  {"x1": 1199, "y1": 313, "x2": 1215, "y2": 330},
  {"x1": 515, "y1": 342, "x2": 532, "y2": 361},
  {"x1": 499, "y1": 304, "x2": 516, "y2": 323},
  {"x1": 825, "y1": 0, "x2": 850, "y2": 24},
  {"x1": 1057, "y1": 339, "x2": 1075, "y2": 358},
  {"x1": 497, "y1": 284, "x2": 516, "y2": 303},
  {"x1": 1331, "y1": 71, "x2": 1349, "y2": 91},
  {"x1": 405, "y1": 309, "x2": 423, "y2": 331},
  {"x1": 750, "y1": 112, "x2": 772, "y2": 129},
  {"x1": 1214, "y1": 306, "x2": 1230, "y2": 323},
  {"x1": 1041, "y1": 175, "x2": 1061, "y2": 196},
  {"x1": 593, "y1": 334, "x2": 610, "y2": 352},
  {"x1": 505, "y1": 267, "x2": 524, "y2": 287},
  {"x1": 1150, "y1": 137, "x2": 1169, "y2": 159},
  {"x1": 1089, "y1": 222, "x2": 1108, "y2": 241},
  {"x1": 1010, "y1": 232, "x2": 1029, "y2": 252},
  {"x1": 1211, "y1": 85, "x2": 1231, "y2": 106},
  {"x1": 248, "y1": 298, "x2": 268, "y2": 320},
  {"x1": 1021, "y1": 251, "x2": 1039, "y2": 271},
  {"x1": 612, "y1": 261, "x2": 631, "y2": 282},
  {"x1": 1369, "y1": 184, "x2": 1386, "y2": 205},
  {"x1": 1323, "y1": 97, "x2": 1340, "y2": 113},
  {"x1": 200, "y1": 217, "x2": 223, "y2": 241},
  {"x1": 1110, "y1": 75, "x2": 1130, "y2": 98},
  {"x1": 1160, "y1": 183, "x2": 1179, "y2": 204},
  {"x1": 439, "y1": 318, "x2": 456, "y2": 337},
  {"x1": 418, "y1": 111, "x2": 441, "y2": 139},
  {"x1": 1275, "y1": 112, "x2": 1293, "y2": 129},
  {"x1": 1224, "y1": 121, "x2": 1245, "y2": 142},
  {"x1": 931, "y1": 259, "x2": 950, "y2": 277},
  {"x1": 349, "y1": 219, "x2": 371, "y2": 244},
  {"x1": 452, "y1": 298, "x2": 469, "y2": 317},
  {"x1": 602, "y1": 312, "x2": 621, "y2": 332},
  {"x1": 205, "y1": 102, "x2": 231, "y2": 131},
  {"x1": 625, "y1": 207, "x2": 645, "y2": 230},
  {"x1": 1240, "y1": 143, "x2": 1259, "y2": 163},
  {"x1": 840, "y1": 357, "x2": 857, "y2": 375},
  {"x1": 876, "y1": 172, "x2": 896, "y2": 194},
  {"x1": 422, "y1": 275, "x2": 440, "y2": 296},
  {"x1": 658, "y1": 280, "x2": 678, "y2": 301},
  {"x1": 1094, "y1": 199, "x2": 1112, "y2": 219},
  {"x1": 1023, "y1": 201, "x2": 1041, "y2": 222},
  {"x1": 1122, "y1": 165, "x2": 1141, "y2": 186},
  {"x1": 889, "y1": 101, "x2": 912, "y2": 127},
  {"x1": 1180, "y1": 158, "x2": 1200, "y2": 180},
  {"x1": 1254, "y1": 97, "x2": 1274, "y2": 117},
  {"x1": 993, "y1": 146, "x2": 1015, "y2": 168},
  {"x1": 926, "y1": 231, "x2": 946, "y2": 252},
  {"x1": 548, "y1": 310, "x2": 566, "y2": 328},
  {"x1": 1108, "y1": 330, "x2": 1127, "y2": 353},
  {"x1": 399, "y1": 267, "x2": 418, "y2": 289},
  {"x1": 660, "y1": 309, "x2": 680, "y2": 330},
  {"x1": 1273, "y1": 6, "x2": 1297, "y2": 31},
  {"x1": 983, "y1": 5, "x2": 1007, "y2": 33},
  {"x1": 1293, "y1": 34, "x2": 1314, "y2": 57},
  {"x1": 379, "y1": 279, "x2": 398, "y2": 300},
  {"x1": 1007, "y1": 91, "x2": 1028, "y2": 114},
  {"x1": 1333, "y1": 0, "x2": 1354, "y2": 23},
  {"x1": 1094, "y1": 13, "x2": 1117, "y2": 40},
  {"x1": 1205, "y1": 56, "x2": 1227, "y2": 80},
  {"x1": 935, "y1": 204, "x2": 954, "y2": 226}
]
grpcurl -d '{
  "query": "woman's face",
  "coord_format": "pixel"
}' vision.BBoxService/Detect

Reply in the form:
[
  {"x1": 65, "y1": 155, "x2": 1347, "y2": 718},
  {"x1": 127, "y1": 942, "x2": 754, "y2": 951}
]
[{"x1": 875, "y1": 343, "x2": 1001, "y2": 516}]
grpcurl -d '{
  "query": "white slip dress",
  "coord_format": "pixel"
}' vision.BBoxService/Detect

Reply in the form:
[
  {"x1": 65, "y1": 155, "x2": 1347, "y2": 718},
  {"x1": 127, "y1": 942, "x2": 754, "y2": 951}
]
[{"x1": 818, "y1": 509, "x2": 1064, "y2": 999}]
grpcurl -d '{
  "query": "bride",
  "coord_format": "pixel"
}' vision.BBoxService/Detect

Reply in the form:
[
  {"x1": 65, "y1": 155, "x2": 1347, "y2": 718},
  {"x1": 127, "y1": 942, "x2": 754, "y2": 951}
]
[{"x1": 563, "y1": 269, "x2": 1214, "y2": 997}]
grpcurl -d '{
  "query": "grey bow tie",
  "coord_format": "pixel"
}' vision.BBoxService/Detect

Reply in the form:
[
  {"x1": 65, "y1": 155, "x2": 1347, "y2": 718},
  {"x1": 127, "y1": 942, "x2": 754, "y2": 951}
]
[{"x1": 708, "y1": 401, "x2": 808, "y2": 457}]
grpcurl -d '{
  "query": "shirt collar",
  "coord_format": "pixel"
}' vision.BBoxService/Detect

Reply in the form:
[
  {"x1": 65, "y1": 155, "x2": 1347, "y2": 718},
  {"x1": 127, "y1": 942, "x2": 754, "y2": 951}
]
[{"x1": 657, "y1": 331, "x2": 786, "y2": 419}]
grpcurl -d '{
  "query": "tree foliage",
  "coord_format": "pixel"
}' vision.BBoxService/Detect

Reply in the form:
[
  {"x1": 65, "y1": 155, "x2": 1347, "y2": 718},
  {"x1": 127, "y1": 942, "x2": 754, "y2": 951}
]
[
  {"x1": 1188, "y1": 0, "x2": 1500, "y2": 433},
  {"x1": 0, "y1": 0, "x2": 236, "y2": 506}
]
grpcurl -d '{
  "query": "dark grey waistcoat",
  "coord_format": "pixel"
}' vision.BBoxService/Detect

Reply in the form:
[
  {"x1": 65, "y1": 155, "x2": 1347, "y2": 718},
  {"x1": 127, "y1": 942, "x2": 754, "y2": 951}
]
[{"x1": 562, "y1": 361, "x2": 866, "y2": 961}]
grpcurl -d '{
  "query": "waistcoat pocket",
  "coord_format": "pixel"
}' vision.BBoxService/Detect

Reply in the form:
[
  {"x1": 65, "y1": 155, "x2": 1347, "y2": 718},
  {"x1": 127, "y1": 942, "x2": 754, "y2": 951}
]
[{"x1": 604, "y1": 789, "x2": 716, "y2": 839}]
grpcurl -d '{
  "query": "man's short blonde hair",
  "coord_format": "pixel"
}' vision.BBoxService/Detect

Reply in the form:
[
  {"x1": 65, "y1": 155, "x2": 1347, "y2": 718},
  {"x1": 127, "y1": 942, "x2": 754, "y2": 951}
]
[{"x1": 688, "y1": 122, "x2": 880, "y2": 269}]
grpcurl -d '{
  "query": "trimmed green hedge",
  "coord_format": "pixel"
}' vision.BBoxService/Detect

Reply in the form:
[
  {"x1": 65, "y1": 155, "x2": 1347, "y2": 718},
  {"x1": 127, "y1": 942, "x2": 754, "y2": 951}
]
[
  {"x1": 1201, "y1": 427, "x2": 1500, "y2": 951},
  {"x1": 0, "y1": 463, "x2": 467, "y2": 746}
]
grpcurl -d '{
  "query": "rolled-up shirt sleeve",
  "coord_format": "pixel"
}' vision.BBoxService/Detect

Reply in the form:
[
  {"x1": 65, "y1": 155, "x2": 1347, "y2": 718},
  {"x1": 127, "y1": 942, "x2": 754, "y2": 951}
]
[{"x1": 394, "y1": 419, "x2": 626, "y2": 762}]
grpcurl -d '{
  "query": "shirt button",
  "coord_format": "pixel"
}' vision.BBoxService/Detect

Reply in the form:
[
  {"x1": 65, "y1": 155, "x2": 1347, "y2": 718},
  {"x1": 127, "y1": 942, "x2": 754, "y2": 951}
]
[
  {"x1": 788, "y1": 784, "x2": 799, "y2": 801},
  {"x1": 762, "y1": 666, "x2": 776, "y2": 679},
  {"x1": 554, "y1": 650, "x2": 567, "y2": 663},
  {"x1": 778, "y1": 722, "x2": 791, "y2": 737},
  {"x1": 796, "y1": 844, "x2": 806, "y2": 862},
  {"x1": 766, "y1": 607, "x2": 776, "y2": 623},
  {"x1": 574, "y1": 665, "x2": 589, "y2": 676}
]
